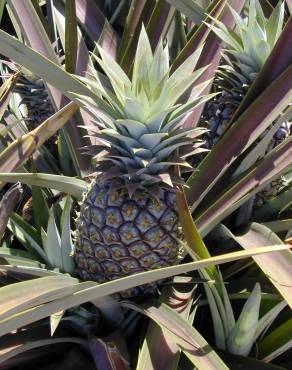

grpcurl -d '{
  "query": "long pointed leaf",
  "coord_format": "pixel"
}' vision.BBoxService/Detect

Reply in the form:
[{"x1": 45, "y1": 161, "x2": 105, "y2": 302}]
[
  {"x1": 0, "y1": 102, "x2": 78, "y2": 174},
  {"x1": 232, "y1": 17, "x2": 292, "y2": 123},
  {"x1": 0, "y1": 245, "x2": 290, "y2": 338},
  {"x1": 126, "y1": 301, "x2": 229, "y2": 370},
  {"x1": 196, "y1": 136, "x2": 292, "y2": 235},
  {"x1": 0, "y1": 172, "x2": 87, "y2": 198},
  {"x1": 186, "y1": 66, "x2": 292, "y2": 210},
  {"x1": 217, "y1": 223, "x2": 292, "y2": 309}
]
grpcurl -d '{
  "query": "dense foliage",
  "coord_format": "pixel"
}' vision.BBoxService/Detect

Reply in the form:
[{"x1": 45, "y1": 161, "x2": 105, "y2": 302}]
[{"x1": 0, "y1": 1, "x2": 291, "y2": 369}]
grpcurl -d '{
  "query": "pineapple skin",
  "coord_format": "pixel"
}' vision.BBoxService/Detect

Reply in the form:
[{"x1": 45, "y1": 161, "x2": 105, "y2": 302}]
[{"x1": 74, "y1": 181, "x2": 179, "y2": 297}]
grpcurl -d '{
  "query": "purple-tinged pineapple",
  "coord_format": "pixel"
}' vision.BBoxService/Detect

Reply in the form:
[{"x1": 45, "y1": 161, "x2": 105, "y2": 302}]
[{"x1": 74, "y1": 27, "x2": 209, "y2": 297}]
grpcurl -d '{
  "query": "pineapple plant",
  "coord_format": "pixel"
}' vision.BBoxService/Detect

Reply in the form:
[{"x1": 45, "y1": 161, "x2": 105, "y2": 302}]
[
  {"x1": 0, "y1": 2, "x2": 291, "y2": 368},
  {"x1": 202, "y1": 0, "x2": 291, "y2": 206},
  {"x1": 13, "y1": 71, "x2": 58, "y2": 156},
  {"x1": 74, "y1": 27, "x2": 208, "y2": 297},
  {"x1": 204, "y1": 0, "x2": 290, "y2": 148},
  {"x1": 14, "y1": 73, "x2": 54, "y2": 128}
]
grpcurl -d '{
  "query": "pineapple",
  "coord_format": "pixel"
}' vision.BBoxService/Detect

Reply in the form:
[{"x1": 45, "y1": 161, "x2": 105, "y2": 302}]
[
  {"x1": 203, "y1": 0, "x2": 291, "y2": 205},
  {"x1": 205, "y1": 0, "x2": 289, "y2": 147},
  {"x1": 14, "y1": 73, "x2": 54, "y2": 128},
  {"x1": 74, "y1": 27, "x2": 208, "y2": 297}
]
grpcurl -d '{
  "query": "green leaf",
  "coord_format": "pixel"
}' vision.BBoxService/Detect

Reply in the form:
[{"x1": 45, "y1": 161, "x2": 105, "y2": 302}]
[
  {"x1": 8, "y1": 213, "x2": 47, "y2": 262},
  {"x1": 0, "y1": 71, "x2": 19, "y2": 121},
  {"x1": 118, "y1": 0, "x2": 147, "y2": 65},
  {"x1": 31, "y1": 184, "x2": 49, "y2": 233},
  {"x1": 0, "y1": 264, "x2": 64, "y2": 277},
  {"x1": 0, "y1": 173, "x2": 88, "y2": 199},
  {"x1": 231, "y1": 16, "x2": 292, "y2": 124},
  {"x1": 258, "y1": 319, "x2": 292, "y2": 361},
  {"x1": 0, "y1": 1, "x2": 6, "y2": 24},
  {"x1": 175, "y1": 188, "x2": 219, "y2": 282},
  {"x1": 50, "y1": 310, "x2": 64, "y2": 336},
  {"x1": 165, "y1": 0, "x2": 205, "y2": 24},
  {"x1": 254, "y1": 300, "x2": 287, "y2": 342},
  {"x1": 196, "y1": 136, "x2": 292, "y2": 236},
  {"x1": 0, "y1": 337, "x2": 87, "y2": 366},
  {"x1": 227, "y1": 283, "x2": 261, "y2": 356},
  {"x1": 45, "y1": 207, "x2": 62, "y2": 269},
  {"x1": 57, "y1": 130, "x2": 76, "y2": 177},
  {"x1": 218, "y1": 350, "x2": 287, "y2": 369},
  {"x1": 262, "y1": 219, "x2": 292, "y2": 233},
  {"x1": 60, "y1": 196, "x2": 75, "y2": 274},
  {"x1": 218, "y1": 224, "x2": 292, "y2": 309},
  {"x1": 7, "y1": 0, "x2": 91, "y2": 178},
  {"x1": 0, "y1": 275, "x2": 78, "y2": 322},
  {"x1": 253, "y1": 187, "x2": 292, "y2": 221},
  {"x1": 0, "y1": 29, "x2": 113, "y2": 115},
  {"x1": 0, "y1": 245, "x2": 289, "y2": 338},
  {"x1": 203, "y1": 282, "x2": 226, "y2": 349},
  {"x1": 145, "y1": 0, "x2": 174, "y2": 53},
  {"x1": 137, "y1": 282, "x2": 196, "y2": 370},
  {"x1": 266, "y1": 2, "x2": 285, "y2": 51},
  {"x1": 0, "y1": 248, "x2": 44, "y2": 267}
]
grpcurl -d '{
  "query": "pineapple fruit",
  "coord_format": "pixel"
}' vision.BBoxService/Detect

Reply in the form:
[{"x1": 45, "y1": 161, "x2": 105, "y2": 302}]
[
  {"x1": 13, "y1": 72, "x2": 57, "y2": 156},
  {"x1": 203, "y1": 0, "x2": 291, "y2": 205},
  {"x1": 74, "y1": 27, "x2": 208, "y2": 297},
  {"x1": 205, "y1": 0, "x2": 289, "y2": 147},
  {"x1": 14, "y1": 73, "x2": 54, "y2": 128}
]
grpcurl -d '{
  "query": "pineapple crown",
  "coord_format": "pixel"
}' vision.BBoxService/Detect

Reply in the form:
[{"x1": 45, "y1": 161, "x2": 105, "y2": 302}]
[
  {"x1": 77, "y1": 26, "x2": 210, "y2": 196},
  {"x1": 208, "y1": 0, "x2": 285, "y2": 84}
]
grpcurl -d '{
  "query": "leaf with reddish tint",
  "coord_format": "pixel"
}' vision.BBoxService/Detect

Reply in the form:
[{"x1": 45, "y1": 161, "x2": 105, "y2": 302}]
[
  {"x1": 8, "y1": 0, "x2": 62, "y2": 106},
  {"x1": 170, "y1": 0, "x2": 227, "y2": 72},
  {"x1": 75, "y1": 0, "x2": 118, "y2": 51},
  {"x1": 98, "y1": 19, "x2": 119, "y2": 59},
  {"x1": 166, "y1": 0, "x2": 205, "y2": 24},
  {"x1": 0, "y1": 102, "x2": 78, "y2": 174},
  {"x1": 125, "y1": 302, "x2": 229, "y2": 370},
  {"x1": 7, "y1": 0, "x2": 91, "y2": 175},
  {"x1": 137, "y1": 280, "x2": 197, "y2": 370},
  {"x1": 118, "y1": 0, "x2": 147, "y2": 58},
  {"x1": 196, "y1": 136, "x2": 292, "y2": 236},
  {"x1": 1, "y1": 246, "x2": 290, "y2": 339},
  {"x1": 53, "y1": 2, "x2": 99, "y2": 145},
  {"x1": 146, "y1": 0, "x2": 174, "y2": 52},
  {"x1": 88, "y1": 335, "x2": 130, "y2": 370},
  {"x1": 0, "y1": 173, "x2": 87, "y2": 199},
  {"x1": 186, "y1": 66, "x2": 292, "y2": 211},
  {"x1": 217, "y1": 223, "x2": 292, "y2": 309},
  {"x1": 173, "y1": 0, "x2": 246, "y2": 128}
]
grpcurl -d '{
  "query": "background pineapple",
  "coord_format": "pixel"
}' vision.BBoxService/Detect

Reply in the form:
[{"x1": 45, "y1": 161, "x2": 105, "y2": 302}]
[
  {"x1": 202, "y1": 0, "x2": 291, "y2": 205},
  {"x1": 14, "y1": 73, "x2": 54, "y2": 128},
  {"x1": 204, "y1": 0, "x2": 289, "y2": 148},
  {"x1": 74, "y1": 27, "x2": 208, "y2": 297}
]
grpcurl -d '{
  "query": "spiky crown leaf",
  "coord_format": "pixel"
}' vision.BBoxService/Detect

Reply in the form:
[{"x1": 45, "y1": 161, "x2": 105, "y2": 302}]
[
  {"x1": 77, "y1": 26, "x2": 211, "y2": 196},
  {"x1": 208, "y1": 0, "x2": 285, "y2": 84}
]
